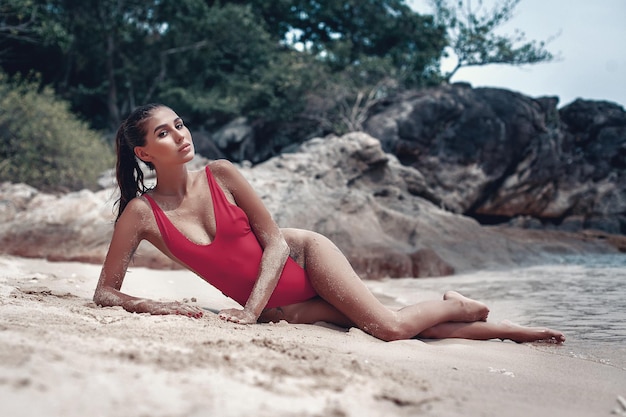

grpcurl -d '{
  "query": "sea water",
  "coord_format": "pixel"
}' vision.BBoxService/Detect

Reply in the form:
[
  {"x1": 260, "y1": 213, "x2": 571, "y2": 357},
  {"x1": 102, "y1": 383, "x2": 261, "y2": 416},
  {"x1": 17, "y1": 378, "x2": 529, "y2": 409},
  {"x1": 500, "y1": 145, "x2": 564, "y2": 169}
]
[{"x1": 369, "y1": 253, "x2": 626, "y2": 370}]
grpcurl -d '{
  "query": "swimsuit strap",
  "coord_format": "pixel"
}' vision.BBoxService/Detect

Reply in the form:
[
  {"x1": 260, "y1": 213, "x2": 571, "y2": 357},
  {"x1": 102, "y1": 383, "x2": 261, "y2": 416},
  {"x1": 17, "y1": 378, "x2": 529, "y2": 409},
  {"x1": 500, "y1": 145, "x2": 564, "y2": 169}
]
[
  {"x1": 204, "y1": 165, "x2": 249, "y2": 234},
  {"x1": 143, "y1": 192, "x2": 185, "y2": 246},
  {"x1": 204, "y1": 165, "x2": 225, "y2": 225}
]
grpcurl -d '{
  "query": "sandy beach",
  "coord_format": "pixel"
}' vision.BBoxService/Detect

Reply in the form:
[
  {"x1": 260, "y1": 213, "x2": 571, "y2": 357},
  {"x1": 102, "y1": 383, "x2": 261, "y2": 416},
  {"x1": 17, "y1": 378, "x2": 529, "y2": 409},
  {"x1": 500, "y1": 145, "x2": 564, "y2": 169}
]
[{"x1": 1, "y1": 254, "x2": 624, "y2": 417}]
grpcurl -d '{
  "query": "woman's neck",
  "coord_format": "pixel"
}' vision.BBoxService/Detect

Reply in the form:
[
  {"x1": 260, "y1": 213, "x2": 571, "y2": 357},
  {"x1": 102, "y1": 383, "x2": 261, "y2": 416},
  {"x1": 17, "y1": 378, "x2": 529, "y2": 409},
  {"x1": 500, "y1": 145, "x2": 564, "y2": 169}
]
[{"x1": 153, "y1": 164, "x2": 191, "y2": 198}]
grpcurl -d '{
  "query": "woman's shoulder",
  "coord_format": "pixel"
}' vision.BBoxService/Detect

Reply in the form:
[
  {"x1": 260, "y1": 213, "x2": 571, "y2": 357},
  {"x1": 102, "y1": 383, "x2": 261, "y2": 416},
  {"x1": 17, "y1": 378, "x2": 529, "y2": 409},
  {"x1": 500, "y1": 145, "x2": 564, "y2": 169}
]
[
  {"x1": 120, "y1": 195, "x2": 153, "y2": 221},
  {"x1": 206, "y1": 159, "x2": 241, "y2": 183},
  {"x1": 206, "y1": 159, "x2": 237, "y2": 174},
  {"x1": 112, "y1": 196, "x2": 155, "y2": 241},
  {"x1": 205, "y1": 159, "x2": 252, "y2": 200}
]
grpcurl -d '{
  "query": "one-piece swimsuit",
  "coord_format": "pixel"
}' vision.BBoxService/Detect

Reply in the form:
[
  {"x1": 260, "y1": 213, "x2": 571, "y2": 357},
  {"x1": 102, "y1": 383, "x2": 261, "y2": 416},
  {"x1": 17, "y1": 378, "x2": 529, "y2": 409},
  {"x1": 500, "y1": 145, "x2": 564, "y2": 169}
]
[{"x1": 143, "y1": 165, "x2": 317, "y2": 309}]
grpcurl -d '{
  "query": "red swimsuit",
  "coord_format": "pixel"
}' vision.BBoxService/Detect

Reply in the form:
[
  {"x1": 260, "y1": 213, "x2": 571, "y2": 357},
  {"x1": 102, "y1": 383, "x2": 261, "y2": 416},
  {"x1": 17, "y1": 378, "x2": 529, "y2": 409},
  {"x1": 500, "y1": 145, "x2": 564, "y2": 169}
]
[{"x1": 144, "y1": 166, "x2": 317, "y2": 309}]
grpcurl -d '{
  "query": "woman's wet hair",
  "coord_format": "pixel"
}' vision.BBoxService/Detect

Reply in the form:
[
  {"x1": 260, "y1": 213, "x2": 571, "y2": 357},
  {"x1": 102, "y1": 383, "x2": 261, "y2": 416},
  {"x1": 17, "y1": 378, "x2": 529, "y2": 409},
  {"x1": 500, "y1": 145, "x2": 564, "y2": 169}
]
[{"x1": 114, "y1": 103, "x2": 165, "y2": 220}]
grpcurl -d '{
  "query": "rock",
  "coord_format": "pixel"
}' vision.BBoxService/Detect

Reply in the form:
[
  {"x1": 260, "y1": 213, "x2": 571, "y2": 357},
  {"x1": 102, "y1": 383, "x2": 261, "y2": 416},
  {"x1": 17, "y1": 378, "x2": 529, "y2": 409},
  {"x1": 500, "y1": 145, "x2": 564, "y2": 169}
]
[
  {"x1": 189, "y1": 129, "x2": 225, "y2": 161},
  {"x1": 238, "y1": 132, "x2": 616, "y2": 277},
  {"x1": 184, "y1": 122, "x2": 249, "y2": 163},
  {"x1": 365, "y1": 85, "x2": 548, "y2": 213},
  {"x1": 0, "y1": 183, "x2": 39, "y2": 223},
  {"x1": 0, "y1": 185, "x2": 116, "y2": 264},
  {"x1": 0, "y1": 133, "x2": 618, "y2": 279},
  {"x1": 364, "y1": 85, "x2": 626, "y2": 235}
]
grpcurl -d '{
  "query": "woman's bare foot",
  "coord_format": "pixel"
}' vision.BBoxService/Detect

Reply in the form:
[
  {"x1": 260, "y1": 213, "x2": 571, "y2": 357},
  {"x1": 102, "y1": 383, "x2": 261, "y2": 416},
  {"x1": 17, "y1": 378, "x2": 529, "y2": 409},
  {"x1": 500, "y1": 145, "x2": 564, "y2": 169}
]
[
  {"x1": 499, "y1": 320, "x2": 566, "y2": 344},
  {"x1": 443, "y1": 291, "x2": 490, "y2": 322}
]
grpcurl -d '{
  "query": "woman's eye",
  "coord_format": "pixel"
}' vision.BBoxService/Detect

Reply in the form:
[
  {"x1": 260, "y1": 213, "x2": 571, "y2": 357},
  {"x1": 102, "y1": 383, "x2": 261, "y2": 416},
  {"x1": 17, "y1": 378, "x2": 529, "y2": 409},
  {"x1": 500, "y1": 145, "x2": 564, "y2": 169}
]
[
  {"x1": 176, "y1": 122, "x2": 184, "y2": 129},
  {"x1": 158, "y1": 130, "x2": 168, "y2": 138}
]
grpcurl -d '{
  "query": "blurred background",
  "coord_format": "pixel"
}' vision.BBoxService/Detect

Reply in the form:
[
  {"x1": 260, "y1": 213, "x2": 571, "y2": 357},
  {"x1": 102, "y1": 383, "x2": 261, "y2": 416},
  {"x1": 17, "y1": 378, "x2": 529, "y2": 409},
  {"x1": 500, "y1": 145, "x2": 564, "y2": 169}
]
[{"x1": 1, "y1": 0, "x2": 623, "y2": 191}]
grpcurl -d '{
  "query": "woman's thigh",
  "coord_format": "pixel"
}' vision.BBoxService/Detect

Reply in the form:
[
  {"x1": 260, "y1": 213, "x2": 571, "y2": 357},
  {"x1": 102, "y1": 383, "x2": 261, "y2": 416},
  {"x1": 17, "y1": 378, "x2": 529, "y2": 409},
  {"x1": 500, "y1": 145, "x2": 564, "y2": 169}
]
[{"x1": 291, "y1": 229, "x2": 397, "y2": 331}]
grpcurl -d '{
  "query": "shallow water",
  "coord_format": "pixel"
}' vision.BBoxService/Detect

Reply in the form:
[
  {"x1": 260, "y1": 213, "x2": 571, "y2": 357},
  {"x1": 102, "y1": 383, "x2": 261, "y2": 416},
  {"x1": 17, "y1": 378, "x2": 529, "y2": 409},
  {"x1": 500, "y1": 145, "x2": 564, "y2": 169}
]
[{"x1": 370, "y1": 253, "x2": 626, "y2": 369}]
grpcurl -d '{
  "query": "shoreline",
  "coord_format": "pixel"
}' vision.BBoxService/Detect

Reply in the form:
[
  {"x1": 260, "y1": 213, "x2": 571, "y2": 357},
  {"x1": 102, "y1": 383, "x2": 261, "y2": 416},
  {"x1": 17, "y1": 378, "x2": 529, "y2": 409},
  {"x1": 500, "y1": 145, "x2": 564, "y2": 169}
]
[
  {"x1": 368, "y1": 256, "x2": 626, "y2": 373},
  {"x1": 1, "y1": 255, "x2": 625, "y2": 416}
]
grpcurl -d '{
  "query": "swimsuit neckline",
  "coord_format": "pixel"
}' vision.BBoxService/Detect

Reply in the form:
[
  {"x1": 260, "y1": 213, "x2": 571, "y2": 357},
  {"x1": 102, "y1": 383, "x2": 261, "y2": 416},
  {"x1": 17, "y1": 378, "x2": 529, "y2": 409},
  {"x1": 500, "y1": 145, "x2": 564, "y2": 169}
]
[{"x1": 144, "y1": 167, "x2": 217, "y2": 248}]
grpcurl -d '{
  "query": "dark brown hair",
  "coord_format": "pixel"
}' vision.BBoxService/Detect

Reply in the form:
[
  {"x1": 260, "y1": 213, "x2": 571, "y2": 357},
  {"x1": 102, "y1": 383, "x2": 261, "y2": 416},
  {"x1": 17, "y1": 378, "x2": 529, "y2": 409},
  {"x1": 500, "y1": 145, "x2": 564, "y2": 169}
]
[{"x1": 114, "y1": 103, "x2": 165, "y2": 220}]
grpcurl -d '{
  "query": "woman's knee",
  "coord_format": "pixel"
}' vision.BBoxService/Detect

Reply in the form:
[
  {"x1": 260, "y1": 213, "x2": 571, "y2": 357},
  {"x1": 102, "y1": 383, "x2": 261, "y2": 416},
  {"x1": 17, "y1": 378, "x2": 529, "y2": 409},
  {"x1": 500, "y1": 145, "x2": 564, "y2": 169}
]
[{"x1": 364, "y1": 315, "x2": 413, "y2": 341}]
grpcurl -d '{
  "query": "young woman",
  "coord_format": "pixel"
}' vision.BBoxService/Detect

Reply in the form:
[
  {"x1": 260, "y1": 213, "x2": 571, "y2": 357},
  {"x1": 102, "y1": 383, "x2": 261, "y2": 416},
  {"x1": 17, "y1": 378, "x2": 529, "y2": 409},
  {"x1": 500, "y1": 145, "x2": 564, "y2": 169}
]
[{"x1": 94, "y1": 103, "x2": 565, "y2": 344}]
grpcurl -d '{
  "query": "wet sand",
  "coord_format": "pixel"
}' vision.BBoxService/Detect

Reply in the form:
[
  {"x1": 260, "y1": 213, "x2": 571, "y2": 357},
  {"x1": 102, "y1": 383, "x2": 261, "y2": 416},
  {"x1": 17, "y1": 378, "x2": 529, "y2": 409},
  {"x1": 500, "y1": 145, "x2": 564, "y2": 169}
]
[{"x1": 1, "y1": 255, "x2": 624, "y2": 417}]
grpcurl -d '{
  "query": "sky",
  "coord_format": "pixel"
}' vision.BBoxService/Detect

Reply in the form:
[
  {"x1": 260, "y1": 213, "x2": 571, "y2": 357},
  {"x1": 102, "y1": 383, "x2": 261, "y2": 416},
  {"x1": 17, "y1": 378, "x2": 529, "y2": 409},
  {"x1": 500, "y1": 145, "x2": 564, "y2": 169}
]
[{"x1": 407, "y1": 0, "x2": 626, "y2": 108}]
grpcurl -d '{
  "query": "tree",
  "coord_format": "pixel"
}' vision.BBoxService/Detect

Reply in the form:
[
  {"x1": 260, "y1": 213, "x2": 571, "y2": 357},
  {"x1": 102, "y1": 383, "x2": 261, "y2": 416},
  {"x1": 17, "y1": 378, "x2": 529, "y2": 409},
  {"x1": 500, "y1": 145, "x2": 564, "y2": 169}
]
[
  {"x1": 242, "y1": 0, "x2": 447, "y2": 88},
  {"x1": 154, "y1": 2, "x2": 285, "y2": 122},
  {"x1": 428, "y1": 0, "x2": 556, "y2": 81},
  {"x1": 0, "y1": 0, "x2": 39, "y2": 45},
  {"x1": 0, "y1": 0, "x2": 69, "y2": 62},
  {"x1": 0, "y1": 72, "x2": 114, "y2": 191},
  {"x1": 0, "y1": 0, "x2": 314, "y2": 135},
  {"x1": 0, "y1": 0, "x2": 161, "y2": 129},
  {"x1": 235, "y1": 0, "x2": 447, "y2": 136},
  {"x1": 0, "y1": 0, "x2": 453, "y2": 157}
]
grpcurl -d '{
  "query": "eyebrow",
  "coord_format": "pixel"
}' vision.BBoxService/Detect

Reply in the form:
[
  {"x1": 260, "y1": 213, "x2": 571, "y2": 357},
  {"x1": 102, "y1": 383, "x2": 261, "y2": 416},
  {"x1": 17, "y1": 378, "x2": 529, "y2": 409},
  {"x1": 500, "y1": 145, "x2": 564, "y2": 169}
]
[{"x1": 153, "y1": 117, "x2": 182, "y2": 134}]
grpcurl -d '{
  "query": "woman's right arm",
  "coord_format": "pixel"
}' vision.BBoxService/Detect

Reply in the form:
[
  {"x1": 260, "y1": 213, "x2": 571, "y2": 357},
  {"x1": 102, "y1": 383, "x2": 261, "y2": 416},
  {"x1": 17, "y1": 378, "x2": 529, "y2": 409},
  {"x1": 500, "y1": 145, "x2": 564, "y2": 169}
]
[{"x1": 93, "y1": 198, "x2": 203, "y2": 318}]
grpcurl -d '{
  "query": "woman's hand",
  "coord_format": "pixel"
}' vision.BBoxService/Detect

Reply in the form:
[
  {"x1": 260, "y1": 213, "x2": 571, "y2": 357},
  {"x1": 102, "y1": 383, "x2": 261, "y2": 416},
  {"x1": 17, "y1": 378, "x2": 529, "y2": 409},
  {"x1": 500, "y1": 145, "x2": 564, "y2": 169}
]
[
  {"x1": 218, "y1": 308, "x2": 258, "y2": 324},
  {"x1": 141, "y1": 300, "x2": 204, "y2": 318}
]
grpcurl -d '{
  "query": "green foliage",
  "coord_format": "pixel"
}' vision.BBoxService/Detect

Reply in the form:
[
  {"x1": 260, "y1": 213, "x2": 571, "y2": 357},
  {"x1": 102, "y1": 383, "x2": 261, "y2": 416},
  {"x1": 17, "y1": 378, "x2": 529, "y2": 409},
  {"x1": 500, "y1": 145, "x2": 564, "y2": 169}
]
[
  {"x1": 229, "y1": 1, "x2": 446, "y2": 136},
  {"x1": 2, "y1": 0, "x2": 557, "y2": 153},
  {"x1": 156, "y1": 3, "x2": 308, "y2": 126},
  {"x1": 0, "y1": 0, "x2": 558, "y2": 149},
  {"x1": 301, "y1": 55, "x2": 400, "y2": 135},
  {"x1": 0, "y1": 0, "x2": 448, "y2": 136},
  {"x1": 0, "y1": 72, "x2": 113, "y2": 191},
  {"x1": 429, "y1": 0, "x2": 556, "y2": 81},
  {"x1": 0, "y1": 0, "x2": 70, "y2": 54},
  {"x1": 244, "y1": 0, "x2": 446, "y2": 88}
]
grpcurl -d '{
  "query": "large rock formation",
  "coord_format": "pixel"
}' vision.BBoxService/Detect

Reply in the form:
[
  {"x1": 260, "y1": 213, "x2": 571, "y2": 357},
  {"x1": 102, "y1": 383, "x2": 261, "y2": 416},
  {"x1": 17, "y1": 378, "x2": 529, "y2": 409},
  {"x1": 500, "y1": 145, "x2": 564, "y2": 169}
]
[
  {"x1": 0, "y1": 133, "x2": 618, "y2": 279},
  {"x1": 364, "y1": 84, "x2": 626, "y2": 235}
]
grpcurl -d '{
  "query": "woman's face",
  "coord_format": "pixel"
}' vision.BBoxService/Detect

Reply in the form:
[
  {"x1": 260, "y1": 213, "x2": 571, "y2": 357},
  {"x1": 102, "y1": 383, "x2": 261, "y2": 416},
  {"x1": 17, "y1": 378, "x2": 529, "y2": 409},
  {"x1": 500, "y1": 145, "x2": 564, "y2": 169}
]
[{"x1": 134, "y1": 107, "x2": 195, "y2": 167}]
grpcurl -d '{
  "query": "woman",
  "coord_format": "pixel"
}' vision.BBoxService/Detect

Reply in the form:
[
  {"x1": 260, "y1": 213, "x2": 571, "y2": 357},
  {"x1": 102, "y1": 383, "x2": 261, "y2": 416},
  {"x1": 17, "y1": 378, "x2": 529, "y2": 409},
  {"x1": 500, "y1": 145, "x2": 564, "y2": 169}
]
[{"x1": 94, "y1": 103, "x2": 565, "y2": 344}]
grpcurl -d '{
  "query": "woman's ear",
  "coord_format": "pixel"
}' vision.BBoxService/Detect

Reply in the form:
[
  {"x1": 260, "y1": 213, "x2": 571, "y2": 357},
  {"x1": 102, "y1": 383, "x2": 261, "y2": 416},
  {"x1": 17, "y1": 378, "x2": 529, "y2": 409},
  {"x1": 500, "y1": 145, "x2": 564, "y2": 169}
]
[{"x1": 134, "y1": 146, "x2": 152, "y2": 163}]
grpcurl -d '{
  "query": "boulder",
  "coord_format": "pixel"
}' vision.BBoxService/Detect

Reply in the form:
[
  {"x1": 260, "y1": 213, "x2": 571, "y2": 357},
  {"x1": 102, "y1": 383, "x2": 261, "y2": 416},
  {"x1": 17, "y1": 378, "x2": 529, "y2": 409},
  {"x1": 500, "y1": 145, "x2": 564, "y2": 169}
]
[
  {"x1": 364, "y1": 85, "x2": 626, "y2": 234},
  {"x1": 240, "y1": 133, "x2": 617, "y2": 278},
  {"x1": 0, "y1": 133, "x2": 618, "y2": 279}
]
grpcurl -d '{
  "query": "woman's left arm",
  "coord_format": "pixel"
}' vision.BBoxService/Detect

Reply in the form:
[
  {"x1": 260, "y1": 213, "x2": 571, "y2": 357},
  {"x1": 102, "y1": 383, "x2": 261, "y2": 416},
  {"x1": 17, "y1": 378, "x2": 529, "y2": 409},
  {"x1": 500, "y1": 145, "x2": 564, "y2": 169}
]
[{"x1": 212, "y1": 160, "x2": 290, "y2": 324}]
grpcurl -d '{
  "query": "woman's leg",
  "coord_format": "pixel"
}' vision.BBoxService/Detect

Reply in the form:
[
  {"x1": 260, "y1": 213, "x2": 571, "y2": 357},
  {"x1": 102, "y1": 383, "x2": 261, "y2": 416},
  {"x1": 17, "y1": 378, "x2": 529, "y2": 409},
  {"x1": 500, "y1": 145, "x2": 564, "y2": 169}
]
[
  {"x1": 419, "y1": 320, "x2": 566, "y2": 343},
  {"x1": 261, "y1": 298, "x2": 565, "y2": 344},
  {"x1": 298, "y1": 231, "x2": 489, "y2": 341}
]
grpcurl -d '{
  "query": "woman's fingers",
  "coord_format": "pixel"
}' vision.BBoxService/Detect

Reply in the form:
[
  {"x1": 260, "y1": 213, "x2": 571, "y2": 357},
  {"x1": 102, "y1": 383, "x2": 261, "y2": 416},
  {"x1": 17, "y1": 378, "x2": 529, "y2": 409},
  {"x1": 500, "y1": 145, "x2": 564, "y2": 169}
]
[
  {"x1": 155, "y1": 301, "x2": 203, "y2": 318},
  {"x1": 175, "y1": 304, "x2": 204, "y2": 318},
  {"x1": 217, "y1": 308, "x2": 239, "y2": 322},
  {"x1": 218, "y1": 308, "x2": 256, "y2": 324}
]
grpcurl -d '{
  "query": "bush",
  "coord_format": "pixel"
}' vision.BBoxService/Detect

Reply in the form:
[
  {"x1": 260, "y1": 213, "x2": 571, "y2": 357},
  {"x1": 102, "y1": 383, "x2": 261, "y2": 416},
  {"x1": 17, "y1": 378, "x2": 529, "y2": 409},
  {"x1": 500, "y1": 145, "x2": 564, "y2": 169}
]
[{"x1": 0, "y1": 72, "x2": 114, "y2": 191}]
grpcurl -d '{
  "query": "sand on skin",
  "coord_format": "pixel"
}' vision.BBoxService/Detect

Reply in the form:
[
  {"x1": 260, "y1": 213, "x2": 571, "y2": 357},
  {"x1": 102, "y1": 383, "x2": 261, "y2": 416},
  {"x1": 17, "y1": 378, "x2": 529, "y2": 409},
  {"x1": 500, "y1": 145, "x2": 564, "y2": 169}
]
[{"x1": 0, "y1": 255, "x2": 624, "y2": 417}]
